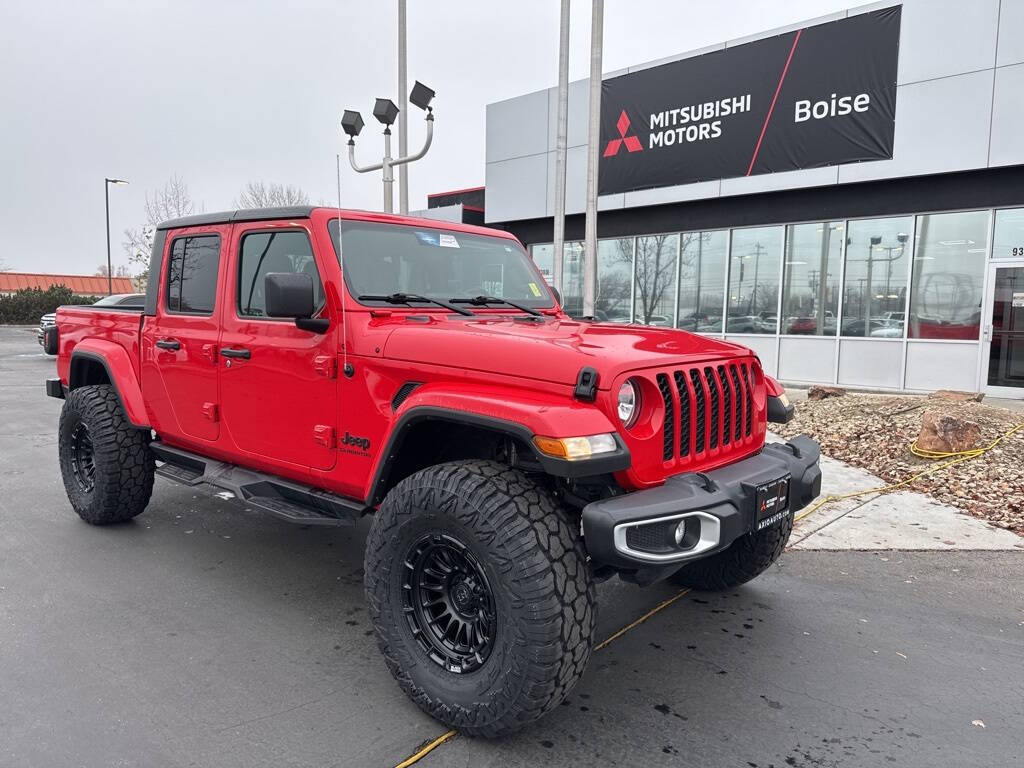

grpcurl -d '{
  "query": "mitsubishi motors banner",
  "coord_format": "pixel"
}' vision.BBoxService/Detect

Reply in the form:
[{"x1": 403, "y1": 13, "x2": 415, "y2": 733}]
[{"x1": 598, "y1": 6, "x2": 901, "y2": 195}]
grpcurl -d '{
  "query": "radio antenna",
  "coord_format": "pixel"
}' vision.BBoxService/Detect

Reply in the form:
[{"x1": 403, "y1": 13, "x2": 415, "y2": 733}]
[{"x1": 336, "y1": 153, "x2": 352, "y2": 378}]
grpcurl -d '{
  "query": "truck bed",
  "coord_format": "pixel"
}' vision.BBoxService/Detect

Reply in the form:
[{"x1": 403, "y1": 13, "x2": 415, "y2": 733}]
[{"x1": 55, "y1": 305, "x2": 145, "y2": 386}]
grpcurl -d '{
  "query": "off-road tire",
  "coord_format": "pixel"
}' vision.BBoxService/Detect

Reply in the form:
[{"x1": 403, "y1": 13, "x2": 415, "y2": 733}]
[
  {"x1": 58, "y1": 384, "x2": 154, "y2": 525},
  {"x1": 364, "y1": 460, "x2": 596, "y2": 737},
  {"x1": 668, "y1": 510, "x2": 793, "y2": 591}
]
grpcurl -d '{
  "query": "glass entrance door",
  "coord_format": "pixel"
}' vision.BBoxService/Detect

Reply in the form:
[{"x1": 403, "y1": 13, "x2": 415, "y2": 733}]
[{"x1": 984, "y1": 262, "x2": 1024, "y2": 396}]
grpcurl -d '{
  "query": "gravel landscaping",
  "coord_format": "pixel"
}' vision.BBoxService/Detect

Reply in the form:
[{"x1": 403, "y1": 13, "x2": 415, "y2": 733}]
[{"x1": 775, "y1": 392, "x2": 1024, "y2": 536}]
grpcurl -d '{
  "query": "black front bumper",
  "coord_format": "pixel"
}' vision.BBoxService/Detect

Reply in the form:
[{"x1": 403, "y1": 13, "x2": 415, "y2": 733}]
[{"x1": 582, "y1": 436, "x2": 821, "y2": 569}]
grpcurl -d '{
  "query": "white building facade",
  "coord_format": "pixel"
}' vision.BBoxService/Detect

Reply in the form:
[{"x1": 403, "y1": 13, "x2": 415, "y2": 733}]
[{"x1": 484, "y1": 1, "x2": 1024, "y2": 397}]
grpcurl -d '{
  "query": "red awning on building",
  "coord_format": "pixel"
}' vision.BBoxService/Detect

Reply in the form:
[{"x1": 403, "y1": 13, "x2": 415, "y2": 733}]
[{"x1": 0, "y1": 272, "x2": 135, "y2": 296}]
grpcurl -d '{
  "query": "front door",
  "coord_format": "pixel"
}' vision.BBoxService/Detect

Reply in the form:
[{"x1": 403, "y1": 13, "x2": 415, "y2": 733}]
[
  {"x1": 217, "y1": 221, "x2": 339, "y2": 472},
  {"x1": 982, "y1": 261, "x2": 1024, "y2": 397}
]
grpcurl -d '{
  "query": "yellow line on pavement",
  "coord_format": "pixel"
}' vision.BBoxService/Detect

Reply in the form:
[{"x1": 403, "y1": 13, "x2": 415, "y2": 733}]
[
  {"x1": 393, "y1": 729, "x2": 456, "y2": 768},
  {"x1": 594, "y1": 587, "x2": 691, "y2": 651}
]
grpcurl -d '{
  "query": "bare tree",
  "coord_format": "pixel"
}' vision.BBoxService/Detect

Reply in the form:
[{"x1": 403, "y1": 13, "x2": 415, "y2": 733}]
[
  {"x1": 676, "y1": 232, "x2": 715, "y2": 324},
  {"x1": 627, "y1": 234, "x2": 677, "y2": 325},
  {"x1": 96, "y1": 264, "x2": 132, "y2": 278},
  {"x1": 234, "y1": 181, "x2": 310, "y2": 209},
  {"x1": 122, "y1": 175, "x2": 199, "y2": 285}
]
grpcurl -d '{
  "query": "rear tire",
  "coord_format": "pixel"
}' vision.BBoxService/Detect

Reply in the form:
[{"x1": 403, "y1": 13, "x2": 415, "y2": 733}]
[
  {"x1": 667, "y1": 510, "x2": 793, "y2": 591},
  {"x1": 364, "y1": 460, "x2": 596, "y2": 737},
  {"x1": 58, "y1": 385, "x2": 154, "y2": 525}
]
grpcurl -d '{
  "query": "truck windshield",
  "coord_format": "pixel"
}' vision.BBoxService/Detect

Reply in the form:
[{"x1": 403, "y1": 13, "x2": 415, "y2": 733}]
[{"x1": 327, "y1": 219, "x2": 554, "y2": 310}]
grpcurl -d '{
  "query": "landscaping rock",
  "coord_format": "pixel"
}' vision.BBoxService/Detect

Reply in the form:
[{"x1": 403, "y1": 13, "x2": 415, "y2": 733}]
[
  {"x1": 916, "y1": 411, "x2": 982, "y2": 453},
  {"x1": 929, "y1": 390, "x2": 984, "y2": 403},
  {"x1": 807, "y1": 385, "x2": 846, "y2": 401}
]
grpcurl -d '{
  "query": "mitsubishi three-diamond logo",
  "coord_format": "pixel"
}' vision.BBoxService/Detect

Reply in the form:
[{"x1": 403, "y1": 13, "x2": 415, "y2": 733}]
[{"x1": 603, "y1": 110, "x2": 644, "y2": 157}]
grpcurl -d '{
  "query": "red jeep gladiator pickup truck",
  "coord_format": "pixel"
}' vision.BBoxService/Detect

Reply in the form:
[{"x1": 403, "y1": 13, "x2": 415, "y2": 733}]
[{"x1": 46, "y1": 206, "x2": 820, "y2": 736}]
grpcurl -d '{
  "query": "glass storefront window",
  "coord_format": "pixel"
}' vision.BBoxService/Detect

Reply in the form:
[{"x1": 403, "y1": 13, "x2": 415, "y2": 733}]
[
  {"x1": 908, "y1": 211, "x2": 987, "y2": 340},
  {"x1": 727, "y1": 226, "x2": 783, "y2": 334},
  {"x1": 596, "y1": 238, "x2": 634, "y2": 322},
  {"x1": 633, "y1": 234, "x2": 678, "y2": 326},
  {"x1": 781, "y1": 222, "x2": 842, "y2": 335},
  {"x1": 840, "y1": 216, "x2": 913, "y2": 337},
  {"x1": 993, "y1": 207, "x2": 1024, "y2": 261},
  {"x1": 531, "y1": 243, "x2": 554, "y2": 285},
  {"x1": 678, "y1": 230, "x2": 727, "y2": 333}
]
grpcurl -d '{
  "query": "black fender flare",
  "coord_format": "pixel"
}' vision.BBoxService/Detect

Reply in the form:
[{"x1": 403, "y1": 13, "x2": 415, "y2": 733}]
[{"x1": 366, "y1": 406, "x2": 630, "y2": 505}]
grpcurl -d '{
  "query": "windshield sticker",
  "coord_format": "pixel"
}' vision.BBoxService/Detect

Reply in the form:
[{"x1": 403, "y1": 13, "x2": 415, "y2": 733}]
[
  {"x1": 414, "y1": 231, "x2": 440, "y2": 246},
  {"x1": 528, "y1": 282, "x2": 542, "y2": 298},
  {"x1": 439, "y1": 233, "x2": 460, "y2": 248}
]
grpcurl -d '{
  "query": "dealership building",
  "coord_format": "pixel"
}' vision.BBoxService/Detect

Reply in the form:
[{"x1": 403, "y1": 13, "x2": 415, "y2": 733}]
[{"x1": 481, "y1": 1, "x2": 1024, "y2": 398}]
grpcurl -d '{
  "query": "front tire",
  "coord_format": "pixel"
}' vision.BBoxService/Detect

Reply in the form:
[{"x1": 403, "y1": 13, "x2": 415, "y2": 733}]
[
  {"x1": 58, "y1": 385, "x2": 154, "y2": 525},
  {"x1": 668, "y1": 510, "x2": 793, "y2": 591},
  {"x1": 364, "y1": 460, "x2": 596, "y2": 737}
]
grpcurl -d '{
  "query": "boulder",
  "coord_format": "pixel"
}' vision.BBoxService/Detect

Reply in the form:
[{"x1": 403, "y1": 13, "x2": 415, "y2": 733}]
[
  {"x1": 807, "y1": 385, "x2": 846, "y2": 401},
  {"x1": 929, "y1": 389, "x2": 984, "y2": 403},
  {"x1": 916, "y1": 410, "x2": 982, "y2": 453}
]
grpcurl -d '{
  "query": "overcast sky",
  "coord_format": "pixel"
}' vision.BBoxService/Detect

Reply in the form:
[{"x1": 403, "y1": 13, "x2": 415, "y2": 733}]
[{"x1": 0, "y1": 0, "x2": 854, "y2": 275}]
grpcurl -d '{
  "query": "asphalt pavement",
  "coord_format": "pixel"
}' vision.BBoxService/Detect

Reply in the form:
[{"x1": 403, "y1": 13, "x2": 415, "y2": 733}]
[{"x1": 1, "y1": 325, "x2": 1021, "y2": 768}]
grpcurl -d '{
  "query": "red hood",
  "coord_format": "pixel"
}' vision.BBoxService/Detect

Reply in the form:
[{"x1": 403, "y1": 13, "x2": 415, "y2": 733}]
[{"x1": 381, "y1": 314, "x2": 754, "y2": 387}]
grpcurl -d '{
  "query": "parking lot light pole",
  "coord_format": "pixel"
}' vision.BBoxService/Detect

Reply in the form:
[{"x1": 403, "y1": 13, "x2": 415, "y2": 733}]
[
  {"x1": 397, "y1": 0, "x2": 409, "y2": 214},
  {"x1": 104, "y1": 178, "x2": 129, "y2": 295},
  {"x1": 582, "y1": 0, "x2": 604, "y2": 318},
  {"x1": 552, "y1": 0, "x2": 571, "y2": 296}
]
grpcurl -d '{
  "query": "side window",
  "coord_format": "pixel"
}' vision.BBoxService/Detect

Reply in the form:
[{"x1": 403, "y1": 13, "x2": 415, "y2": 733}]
[
  {"x1": 166, "y1": 234, "x2": 221, "y2": 314},
  {"x1": 237, "y1": 230, "x2": 325, "y2": 318}
]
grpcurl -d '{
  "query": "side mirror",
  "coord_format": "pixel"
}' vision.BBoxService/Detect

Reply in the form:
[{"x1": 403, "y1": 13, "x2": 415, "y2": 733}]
[
  {"x1": 265, "y1": 272, "x2": 329, "y2": 333},
  {"x1": 265, "y1": 272, "x2": 314, "y2": 318}
]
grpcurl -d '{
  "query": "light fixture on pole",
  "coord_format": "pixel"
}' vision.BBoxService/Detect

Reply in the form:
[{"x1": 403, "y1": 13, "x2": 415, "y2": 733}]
[
  {"x1": 104, "y1": 178, "x2": 129, "y2": 295},
  {"x1": 345, "y1": 81, "x2": 435, "y2": 214}
]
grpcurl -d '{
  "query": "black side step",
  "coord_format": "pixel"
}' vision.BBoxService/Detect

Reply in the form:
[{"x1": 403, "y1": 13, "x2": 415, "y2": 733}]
[{"x1": 152, "y1": 442, "x2": 368, "y2": 527}]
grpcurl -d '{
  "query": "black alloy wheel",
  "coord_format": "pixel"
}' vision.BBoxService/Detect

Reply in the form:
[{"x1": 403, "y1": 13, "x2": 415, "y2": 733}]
[
  {"x1": 69, "y1": 422, "x2": 96, "y2": 492},
  {"x1": 402, "y1": 533, "x2": 496, "y2": 674}
]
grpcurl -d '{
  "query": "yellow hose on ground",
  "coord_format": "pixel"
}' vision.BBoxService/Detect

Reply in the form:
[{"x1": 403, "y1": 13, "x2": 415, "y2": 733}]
[{"x1": 794, "y1": 422, "x2": 1024, "y2": 523}]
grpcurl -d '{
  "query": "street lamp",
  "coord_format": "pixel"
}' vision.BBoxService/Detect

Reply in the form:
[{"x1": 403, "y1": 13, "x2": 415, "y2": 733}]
[
  {"x1": 104, "y1": 178, "x2": 129, "y2": 295},
  {"x1": 881, "y1": 233, "x2": 909, "y2": 309},
  {"x1": 344, "y1": 81, "x2": 435, "y2": 214}
]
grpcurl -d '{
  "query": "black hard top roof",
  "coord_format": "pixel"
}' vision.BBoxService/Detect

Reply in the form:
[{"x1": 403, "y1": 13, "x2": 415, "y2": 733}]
[{"x1": 156, "y1": 206, "x2": 315, "y2": 231}]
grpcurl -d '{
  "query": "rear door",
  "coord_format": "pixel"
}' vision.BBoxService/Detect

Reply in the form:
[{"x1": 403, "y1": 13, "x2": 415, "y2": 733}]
[
  {"x1": 140, "y1": 226, "x2": 228, "y2": 443},
  {"x1": 217, "y1": 220, "x2": 338, "y2": 472}
]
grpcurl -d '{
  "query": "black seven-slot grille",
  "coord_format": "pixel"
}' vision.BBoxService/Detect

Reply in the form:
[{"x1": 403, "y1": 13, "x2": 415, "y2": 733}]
[{"x1": 656, "y1": 360, "x2": 758, "y2": 465}]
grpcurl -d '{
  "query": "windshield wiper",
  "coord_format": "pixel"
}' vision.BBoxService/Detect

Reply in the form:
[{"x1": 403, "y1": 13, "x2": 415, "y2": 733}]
[
  {"x1": 449, "y1": 295, "x2": 542, "y2": 317},
  {"x1": 357, "y1": 292, "x2": 474, "y2": 316}
]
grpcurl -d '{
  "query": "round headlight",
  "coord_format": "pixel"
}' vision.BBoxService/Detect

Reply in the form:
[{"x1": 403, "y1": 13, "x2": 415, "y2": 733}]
[{"x1": 617, "y1": 380, "x2": 640, "y2": 427}]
